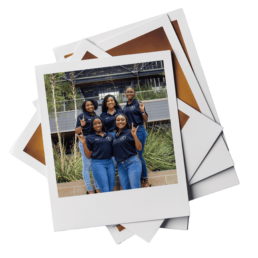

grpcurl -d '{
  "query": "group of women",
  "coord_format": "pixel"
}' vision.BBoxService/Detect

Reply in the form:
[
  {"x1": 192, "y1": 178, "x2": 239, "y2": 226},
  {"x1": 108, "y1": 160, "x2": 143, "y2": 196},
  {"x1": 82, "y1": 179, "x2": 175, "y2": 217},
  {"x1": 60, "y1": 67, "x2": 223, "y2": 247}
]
[{"x1": 75, "y1": 86, "x2": 151, "y2": 194}]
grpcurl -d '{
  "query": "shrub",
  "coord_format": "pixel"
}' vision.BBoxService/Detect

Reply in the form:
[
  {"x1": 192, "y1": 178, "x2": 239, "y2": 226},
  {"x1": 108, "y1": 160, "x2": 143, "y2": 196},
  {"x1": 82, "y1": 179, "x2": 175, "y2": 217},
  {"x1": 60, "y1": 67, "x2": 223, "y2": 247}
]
[
  {"x1": 53, "y1": 141, "x2": 84, "y2": 183},
  {"x1": 143, "y1": 124, "x2": 176, "y2": 172}
]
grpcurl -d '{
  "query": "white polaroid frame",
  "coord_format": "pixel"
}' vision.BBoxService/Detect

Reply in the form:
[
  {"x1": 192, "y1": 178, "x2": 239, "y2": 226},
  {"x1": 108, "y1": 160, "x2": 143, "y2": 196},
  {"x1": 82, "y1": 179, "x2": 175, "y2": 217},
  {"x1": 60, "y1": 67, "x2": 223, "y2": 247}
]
[{"x1": 35, "y1": 50, "x2": 190, "y2": 231}]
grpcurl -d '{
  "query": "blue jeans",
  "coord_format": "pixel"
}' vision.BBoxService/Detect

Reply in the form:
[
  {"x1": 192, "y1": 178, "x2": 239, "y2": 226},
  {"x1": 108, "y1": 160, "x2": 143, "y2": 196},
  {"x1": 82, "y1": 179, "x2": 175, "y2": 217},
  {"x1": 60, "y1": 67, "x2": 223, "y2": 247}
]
[
  {"x1": 109, "y1": 132, "x2": 118, "y2": 187},
  {"x1": 79, "y1": 140, "x2": 99, "y2": 192},
  {"x1": 136, "y1": 125, "x2": 148, "y2": 179},
  {"x1": 91, "y1": 159, "x2": 116, "y2": 193},
  {"x1": 117, "y1": 155, "x2": 142, "y2": 190},
  {"x1": 109, "y1": 132, "x2": 117, "y2": 168}
]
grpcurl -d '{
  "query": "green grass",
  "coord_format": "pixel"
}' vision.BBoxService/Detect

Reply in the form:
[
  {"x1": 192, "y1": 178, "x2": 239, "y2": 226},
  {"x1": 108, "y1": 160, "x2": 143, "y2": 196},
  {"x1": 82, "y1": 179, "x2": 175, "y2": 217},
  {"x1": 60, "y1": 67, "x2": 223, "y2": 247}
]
[
  {"x1": 53, "y1": 141, "x2": 84, "y2": 183},
  {"x1": 143, "y1": 124, "x2": 176, "y2": 171}
]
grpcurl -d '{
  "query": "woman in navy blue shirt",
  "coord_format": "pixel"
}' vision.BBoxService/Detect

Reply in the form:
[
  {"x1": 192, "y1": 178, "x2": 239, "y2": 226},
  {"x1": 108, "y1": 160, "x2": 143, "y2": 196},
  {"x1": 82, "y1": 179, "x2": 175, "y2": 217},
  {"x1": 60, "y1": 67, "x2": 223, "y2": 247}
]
[
  {"x1": 100, "y1": 94, "x2": 123, "y2": 167},
  {"x1": 113, "y1": 113, "x2": 142, "y2": 190},
  {"x1": 75, "y1": 99, "x2": 100, "y2": 194},
  {"x1": 77, "y1": 116, "x2": 115, "y2": 193},
  {"x1": 123, "y1": 86, "x2": 150, "y2": 187}
]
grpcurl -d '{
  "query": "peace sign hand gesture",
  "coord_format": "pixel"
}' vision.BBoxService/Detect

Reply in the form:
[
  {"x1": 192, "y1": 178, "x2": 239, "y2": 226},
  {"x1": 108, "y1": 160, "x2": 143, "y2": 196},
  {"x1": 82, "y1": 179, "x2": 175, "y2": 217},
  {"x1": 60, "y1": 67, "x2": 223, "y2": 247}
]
[
  {"x1": 131, "y1": 123, "x2": 139, "y2": 138},
  {"x1": 77, "y1": 131, "x2": 86, "y2": 144},
  {"x1": 79, "y1": 115, "x2": 86, "y2": 127},
  {"x1": 138, "y1": 100, "x2": 145, "y2": 113}
]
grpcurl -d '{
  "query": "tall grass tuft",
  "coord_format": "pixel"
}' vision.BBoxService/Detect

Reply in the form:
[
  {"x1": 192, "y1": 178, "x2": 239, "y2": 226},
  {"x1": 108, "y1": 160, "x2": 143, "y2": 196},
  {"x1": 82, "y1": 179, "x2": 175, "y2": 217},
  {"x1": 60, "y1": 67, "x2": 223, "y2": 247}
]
[
  {"x1": 143, "y1": 124, "x2": 176, "y2": 172},
  {"x1": 53, "y1": 141, "x2": 83, "y2": 183}
]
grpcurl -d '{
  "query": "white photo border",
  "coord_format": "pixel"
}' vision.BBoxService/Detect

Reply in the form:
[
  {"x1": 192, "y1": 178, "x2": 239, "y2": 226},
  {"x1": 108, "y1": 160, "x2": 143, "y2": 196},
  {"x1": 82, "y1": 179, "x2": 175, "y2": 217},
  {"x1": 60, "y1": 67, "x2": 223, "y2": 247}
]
[{"x1": 36, "y1": 50, "x2": 190, "y2": 231}]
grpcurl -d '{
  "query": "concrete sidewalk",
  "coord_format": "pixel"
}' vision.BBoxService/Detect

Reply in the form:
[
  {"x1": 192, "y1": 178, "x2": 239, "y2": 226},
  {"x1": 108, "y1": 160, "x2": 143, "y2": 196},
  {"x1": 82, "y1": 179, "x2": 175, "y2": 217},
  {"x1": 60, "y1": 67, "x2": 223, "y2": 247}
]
[{"x1": 57, "y1": 169, "x2": 177, "y2": 198}]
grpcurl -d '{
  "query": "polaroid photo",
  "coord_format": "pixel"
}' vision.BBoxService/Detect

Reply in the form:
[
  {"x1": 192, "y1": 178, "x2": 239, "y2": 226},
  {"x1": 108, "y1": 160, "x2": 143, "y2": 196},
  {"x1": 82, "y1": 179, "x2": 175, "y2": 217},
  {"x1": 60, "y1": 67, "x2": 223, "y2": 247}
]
[
  {"x1": 35, "y1": 50, "x2": 190, "y2": 231},
  {"x1": 54, "y1": 14, "x2": 234, "y2": 184},
  {"x1": 56, "y1": 40, "x2": 189, "y2": 239},
  {"x1": 50, "y1": 10, "x2": 239, "y2": 236},
  {"x1": 10, "y1": 25, "x2": 228, "y2": 242},
  {"x1": 9, "y1": 8, "x2": 238, "y2": 240},
  {"x1": 60, "y1": 38, "x2": 219, "y2": 239}
]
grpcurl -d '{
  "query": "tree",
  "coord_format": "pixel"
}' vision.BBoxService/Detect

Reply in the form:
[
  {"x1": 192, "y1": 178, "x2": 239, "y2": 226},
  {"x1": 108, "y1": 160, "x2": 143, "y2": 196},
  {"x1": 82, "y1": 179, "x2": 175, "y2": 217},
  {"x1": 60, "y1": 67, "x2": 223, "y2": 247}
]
[
  {"x1": 44, "y1": 72, "x2": 81, "y2": 169},
  {"x1": 44, "y1": 73, "x2": 67, "y2": 117},
  {"x1": 70, "y1": 71, "x2": 78, "y2": 160},
  {"x1": 50, "y1": 73, "x2": 64, "y2": 171}
]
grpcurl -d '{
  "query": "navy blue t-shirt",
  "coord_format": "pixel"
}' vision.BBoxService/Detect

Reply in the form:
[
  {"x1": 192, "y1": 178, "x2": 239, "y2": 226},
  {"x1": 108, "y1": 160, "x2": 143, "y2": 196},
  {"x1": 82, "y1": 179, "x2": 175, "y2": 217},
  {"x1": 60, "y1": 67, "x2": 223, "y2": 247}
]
[
  {"x1": 100, "y1": 108, "x2": 123, "y2": 132},
  {"x1": 113, "y1": 128, "x2": 137, "y2": 163},
  {"x1": 123, "y1": 99, "x2": 148, "y2": 127},
  {"x1": 86, "y1": 132, "x2": 113, "y2": 159},
  {"x1": 75, "y1": 112, "x2": 97, "y2": 136}
]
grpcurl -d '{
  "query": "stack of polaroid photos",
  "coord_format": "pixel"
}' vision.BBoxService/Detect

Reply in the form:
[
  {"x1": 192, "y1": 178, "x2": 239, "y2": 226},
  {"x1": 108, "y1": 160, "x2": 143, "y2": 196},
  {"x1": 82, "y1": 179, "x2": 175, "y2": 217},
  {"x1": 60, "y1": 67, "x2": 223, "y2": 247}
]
[{"x1": 10, "y1": 9, "x2": 239, "y2": 244}]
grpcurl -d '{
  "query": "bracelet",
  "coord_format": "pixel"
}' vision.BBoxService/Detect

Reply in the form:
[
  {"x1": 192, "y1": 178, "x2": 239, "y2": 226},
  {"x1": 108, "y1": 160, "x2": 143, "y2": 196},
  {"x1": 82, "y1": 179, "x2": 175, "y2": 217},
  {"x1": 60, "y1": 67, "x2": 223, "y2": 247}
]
[{"x1": 141, "y1": 112, "x2": 145, "y2": 115}]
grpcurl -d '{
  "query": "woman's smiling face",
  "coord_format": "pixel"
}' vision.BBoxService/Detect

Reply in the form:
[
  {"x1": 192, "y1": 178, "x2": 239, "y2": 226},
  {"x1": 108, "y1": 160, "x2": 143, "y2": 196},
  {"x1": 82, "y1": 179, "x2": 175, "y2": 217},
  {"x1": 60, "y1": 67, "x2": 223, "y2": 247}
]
[
  {"x1": 125, "y1": 88, "x2": 135, "y2": 100},
  {"x1": 106, "y1": 97, "x2": 115, "y2": 109},
  {"x1": 116, "y1": 115, "x2": 127, "y2": 130},
  {"x1": 85, "y1": 101, "x2": 95, "y2": 113},
  {"x1": 93, "y1": 119, "x2": 103, "y2": 132}
]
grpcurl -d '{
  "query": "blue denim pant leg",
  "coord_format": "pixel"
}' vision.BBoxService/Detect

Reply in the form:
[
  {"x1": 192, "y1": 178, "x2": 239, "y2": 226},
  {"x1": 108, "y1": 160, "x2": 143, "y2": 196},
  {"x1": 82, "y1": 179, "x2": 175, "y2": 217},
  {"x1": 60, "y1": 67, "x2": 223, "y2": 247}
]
[
  {"x1": 91, "y1": 159, "x2": 115, "y2": 193},
  {"x1": 118, "y1": 162, "x2": 131, "y2": 190},
  {"x1": 118, "y1": 155, "x2": 142, "y2": 190},
  {"x1": 126, "y1": 156, "x2": 142, "y2": 189},
  {"x1": 79, "y1": 140, "x2": 99, "y2": 191},
  {"x1": 109, "y1": 132, "x2": 117, "y2": 187},
  {"x1": 109, "y1": 132, "x2": 117, "y2": 167},
  {"x1": 136, "y1": 125, "x2": 148, "y2": 179}
]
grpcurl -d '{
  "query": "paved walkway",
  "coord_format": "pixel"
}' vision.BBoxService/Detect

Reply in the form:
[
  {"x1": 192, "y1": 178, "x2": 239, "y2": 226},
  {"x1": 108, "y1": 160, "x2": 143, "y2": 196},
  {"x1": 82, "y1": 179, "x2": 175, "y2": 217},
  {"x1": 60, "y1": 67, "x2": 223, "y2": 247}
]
[{"x1": 57, "y1": 170, "x2": 177, "y2": 198}]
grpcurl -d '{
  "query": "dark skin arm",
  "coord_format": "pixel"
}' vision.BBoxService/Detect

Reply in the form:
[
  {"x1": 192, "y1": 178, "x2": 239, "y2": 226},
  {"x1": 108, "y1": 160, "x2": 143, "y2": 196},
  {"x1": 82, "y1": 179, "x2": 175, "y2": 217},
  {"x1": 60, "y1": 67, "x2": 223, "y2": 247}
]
[
  {"x1": 77, "y1": 132, "x2": 92, "y2": 159},
  {"x1": 131, "y1": 123, "x2": 142, "y2": 151},
  {"x1": 138, "y1": 101, "x2": 148, "y2": 122},
  {"x1": 75, "y1": 115, "x2": 86, "y2": 134}
]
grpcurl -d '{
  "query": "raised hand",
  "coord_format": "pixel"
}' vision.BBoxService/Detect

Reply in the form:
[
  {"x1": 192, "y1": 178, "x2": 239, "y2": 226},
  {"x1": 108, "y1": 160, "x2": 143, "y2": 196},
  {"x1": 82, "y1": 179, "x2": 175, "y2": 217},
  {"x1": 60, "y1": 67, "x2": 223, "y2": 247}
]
[
  {"x1": 79, "y1": 115, "x2": 86, "y2": 127},
  {"x1": 138, "y1": 100, "x2": 145, "y2": 113},
  {"x1": 131, "y1": 123, "x2": 139, "y2": 137},
  {"x1": 77, "y1": 131, "x2": 86, "y2": 144}
]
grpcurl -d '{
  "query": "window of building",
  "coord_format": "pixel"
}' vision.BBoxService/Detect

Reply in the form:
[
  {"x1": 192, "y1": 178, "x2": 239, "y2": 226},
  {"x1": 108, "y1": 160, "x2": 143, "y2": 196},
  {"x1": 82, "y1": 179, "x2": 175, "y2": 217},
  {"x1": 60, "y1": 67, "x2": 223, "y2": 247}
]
[{"x1": 99, "y1": 91, "x2": 120, "y2": 100}]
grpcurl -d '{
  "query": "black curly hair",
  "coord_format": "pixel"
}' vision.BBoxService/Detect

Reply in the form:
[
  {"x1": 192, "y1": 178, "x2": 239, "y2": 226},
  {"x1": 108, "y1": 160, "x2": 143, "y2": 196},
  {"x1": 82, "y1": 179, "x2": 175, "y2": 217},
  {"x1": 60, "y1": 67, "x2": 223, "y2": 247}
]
[
  {"x1": 101, "y1": 94, "x2": 122, "y2": 113},
  {"x1": 125, "y1": 85, "x2": 135, "y2": 92},
  {"x1": 89, "y1": 116, "x2": 106, "y2": 134},
  {"x1": 81, "y1": 99, "x2": 98, "y2": 113},
  {"x1": 115, "y1": 113, "x2": 130, "y2": 131}
]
